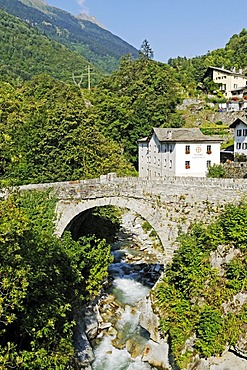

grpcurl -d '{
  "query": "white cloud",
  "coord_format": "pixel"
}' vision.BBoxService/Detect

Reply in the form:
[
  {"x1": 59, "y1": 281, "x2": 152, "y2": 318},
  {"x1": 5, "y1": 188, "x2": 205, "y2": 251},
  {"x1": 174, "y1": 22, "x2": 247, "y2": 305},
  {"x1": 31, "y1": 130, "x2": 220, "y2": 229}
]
[{"x1": 76, "y1": 0, "x2": 89, "y2": 14}]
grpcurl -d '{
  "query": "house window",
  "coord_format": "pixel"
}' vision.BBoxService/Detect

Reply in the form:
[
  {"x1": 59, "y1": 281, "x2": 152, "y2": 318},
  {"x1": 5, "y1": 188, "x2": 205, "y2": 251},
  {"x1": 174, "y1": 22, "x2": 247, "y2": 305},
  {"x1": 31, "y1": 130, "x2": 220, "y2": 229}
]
[
  {"x1": 242, "y1": 143, "x2": 247, "y2": 150},
  {"x1": 185, "y1": 161, "x2": 190, "y2": 169},
  {"x1": 157, "y1": 145, "x2": 161, "y2": 153},
  {"x1": 236, "y1": 143, "x2": 241, "y2": 149},
  {"x1": 243, "y1": 129, "x2": 247, "y2": 136},
  {"x1": 206, "y1": 145, "x2": 212, "y2": 154},
  {"x1": 234, "y1": 84, "x2": 238, "y2": 89},
  {"x1": 206, "y1": 160, "x2": 211, "y2": 168},
  {"x1": 169, "y1": 145, "x2": 173, "y2": 153},
  {"x1": 237, "y1": 129, "x2": 242, "y2": 136},
  {"x1": 158, "y1": 158, "x2": 160, "y2": 167},
  {"x1": 164, "y1": 159, "x2": 167, "y2": 168},
  {"x1": 154, "y1": 157, "x2": 156, "y2": 164},
  {"x1": 185, "y1": 145, "x2": 190, "y2": 154},
  {"x1": 169, "y1": 160, "x2": 172, "y2": 169}
]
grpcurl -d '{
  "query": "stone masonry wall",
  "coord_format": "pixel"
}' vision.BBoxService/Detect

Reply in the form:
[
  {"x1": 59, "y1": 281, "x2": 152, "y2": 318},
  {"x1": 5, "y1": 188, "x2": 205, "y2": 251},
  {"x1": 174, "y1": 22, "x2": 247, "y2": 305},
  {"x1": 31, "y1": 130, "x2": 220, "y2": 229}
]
[{"x1": 224, "y1": 162, "x2": 247, "y2": 178}]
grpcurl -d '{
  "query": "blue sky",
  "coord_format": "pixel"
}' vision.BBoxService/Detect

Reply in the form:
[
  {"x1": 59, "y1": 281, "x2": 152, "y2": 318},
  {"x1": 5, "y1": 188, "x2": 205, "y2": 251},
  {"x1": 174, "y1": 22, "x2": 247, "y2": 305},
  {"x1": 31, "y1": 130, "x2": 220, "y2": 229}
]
[{"x1": 46, "y1": 0, "x2": 247, "y2": 63}]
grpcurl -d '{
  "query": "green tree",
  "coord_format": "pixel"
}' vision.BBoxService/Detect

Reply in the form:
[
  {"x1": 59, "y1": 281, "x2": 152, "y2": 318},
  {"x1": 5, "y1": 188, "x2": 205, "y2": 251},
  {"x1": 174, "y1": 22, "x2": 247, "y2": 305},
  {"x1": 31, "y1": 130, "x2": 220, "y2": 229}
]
[
  {"x1": 207, "y1": 164, "x2": 226, "y2": 178},
  {"x1": 139, "y1": 39, "x2": 154, "y2": 60}
]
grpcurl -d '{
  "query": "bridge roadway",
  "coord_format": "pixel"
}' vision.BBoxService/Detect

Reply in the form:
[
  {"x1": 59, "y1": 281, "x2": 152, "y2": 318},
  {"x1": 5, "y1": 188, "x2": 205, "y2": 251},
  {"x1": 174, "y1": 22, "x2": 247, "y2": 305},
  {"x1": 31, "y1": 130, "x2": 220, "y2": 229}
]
[{"x1": 12, "y1": 173, "x2": 247, "y2": 261}]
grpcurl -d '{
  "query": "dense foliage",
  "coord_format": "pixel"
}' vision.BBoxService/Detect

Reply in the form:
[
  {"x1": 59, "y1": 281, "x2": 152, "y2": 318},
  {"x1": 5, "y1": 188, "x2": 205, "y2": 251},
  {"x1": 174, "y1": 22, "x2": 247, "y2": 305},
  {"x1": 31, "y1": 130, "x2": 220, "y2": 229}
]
[
  {"x1": 154, "y1": 202, "x2": 247, "y2": 368},
  {"x1": 91, "y1": 55, "x2": 184, "y2": 165},
  {"x1": 0, "y1": 75, "x2": 136, "y2": 185},
  {"x1": 0, "y1": 0, "x2": 138, "y2": 74},
  {"x1": 0, "y1": 189, "x2": 113, "y2": 368},
  {"x1": 207, "y1": 164, "x2": 226, "y2": 178}
]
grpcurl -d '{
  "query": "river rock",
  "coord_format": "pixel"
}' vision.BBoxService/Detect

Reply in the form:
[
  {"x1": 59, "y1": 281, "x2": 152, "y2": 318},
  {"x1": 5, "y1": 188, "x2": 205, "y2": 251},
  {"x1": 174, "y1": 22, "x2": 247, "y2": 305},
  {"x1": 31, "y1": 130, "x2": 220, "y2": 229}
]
[
  {"x1": 74, "y1": 320, "x2": 94, "y2": 368},
  {"x1": 191, "y1": 351, "x2": 247, "y2": 369},
  {"x1": 142, "y1": 338, "x2": 171, "y2": 370},
  {"x1": 84, "y1": 311, "x2": 98, "y2": 340},
  {"x1": 126, "y1": 338, "x2": 146, "y2": 358},
  {"x1": 138, "y1": 296, "x2": 160, "y2": 342}
]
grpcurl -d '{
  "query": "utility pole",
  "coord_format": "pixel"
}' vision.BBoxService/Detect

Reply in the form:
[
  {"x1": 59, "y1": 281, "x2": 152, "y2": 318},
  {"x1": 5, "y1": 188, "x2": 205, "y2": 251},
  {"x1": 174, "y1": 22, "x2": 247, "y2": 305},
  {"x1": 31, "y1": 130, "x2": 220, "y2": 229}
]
[{"x1": 72, "y1": 65, "x2": 95, "y2": 90}]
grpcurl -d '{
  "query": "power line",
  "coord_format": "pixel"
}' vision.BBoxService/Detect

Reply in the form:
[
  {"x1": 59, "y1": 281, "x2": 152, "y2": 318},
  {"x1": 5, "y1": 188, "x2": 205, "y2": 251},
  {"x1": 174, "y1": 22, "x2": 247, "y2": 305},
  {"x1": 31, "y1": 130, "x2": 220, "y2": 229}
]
[{"x1": 72, "y1": 65, "x2": 96, "y2": 90}]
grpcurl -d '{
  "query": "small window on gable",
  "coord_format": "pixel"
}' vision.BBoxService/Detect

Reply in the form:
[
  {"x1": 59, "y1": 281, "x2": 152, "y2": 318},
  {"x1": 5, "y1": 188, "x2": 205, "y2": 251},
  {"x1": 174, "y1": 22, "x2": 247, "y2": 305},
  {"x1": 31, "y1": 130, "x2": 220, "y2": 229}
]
[
  {"x1": 243, "y1": 129, "x2": 247, "y2": 136},
  {"x1": 237, "y1": 143, "x2": 241, "y2": 149}
]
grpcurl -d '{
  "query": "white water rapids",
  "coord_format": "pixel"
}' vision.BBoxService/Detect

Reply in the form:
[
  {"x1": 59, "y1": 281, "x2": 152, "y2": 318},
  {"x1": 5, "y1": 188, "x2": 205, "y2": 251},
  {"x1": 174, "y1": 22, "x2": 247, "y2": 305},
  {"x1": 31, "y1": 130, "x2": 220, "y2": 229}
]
[{"x1": 91, "y1": 243, "x2": 160, "y2": 370}]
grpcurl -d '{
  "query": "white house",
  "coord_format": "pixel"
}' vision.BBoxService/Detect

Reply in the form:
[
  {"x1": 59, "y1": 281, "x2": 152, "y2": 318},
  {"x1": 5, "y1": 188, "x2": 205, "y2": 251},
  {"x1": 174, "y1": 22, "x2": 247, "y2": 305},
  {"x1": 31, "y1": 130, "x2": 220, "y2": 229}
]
[
  {"x1": 138, "y1": 128, "x2": 222, "y2": 178},
  {"x1": 204, "y1": 66, "x2": 247, "y2": 99},
  {"x1": 229, "y1": 118, "x2": 247, "y2": 157}
]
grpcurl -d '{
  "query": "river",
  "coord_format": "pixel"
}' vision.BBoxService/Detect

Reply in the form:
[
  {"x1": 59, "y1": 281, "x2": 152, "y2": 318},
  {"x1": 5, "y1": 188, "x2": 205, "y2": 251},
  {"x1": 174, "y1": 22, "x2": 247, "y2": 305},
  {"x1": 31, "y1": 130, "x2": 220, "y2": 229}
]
[{"x1": 91, "y1": 213, "x2": 164, "y2": 370}]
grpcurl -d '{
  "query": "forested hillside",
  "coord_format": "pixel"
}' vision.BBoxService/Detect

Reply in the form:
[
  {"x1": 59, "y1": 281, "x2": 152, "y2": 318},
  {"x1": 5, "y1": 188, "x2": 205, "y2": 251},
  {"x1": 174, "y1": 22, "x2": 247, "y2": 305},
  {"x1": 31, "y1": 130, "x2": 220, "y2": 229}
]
[
  {"x1": 0, "y1": 9, "x2": 101, "y2": 86},
  {"x1": 168, "y1": 28, "x2": 247, "y2": 94},
  {"x1": 0, "y1": 0, "x2": 139, "y2": 73}
]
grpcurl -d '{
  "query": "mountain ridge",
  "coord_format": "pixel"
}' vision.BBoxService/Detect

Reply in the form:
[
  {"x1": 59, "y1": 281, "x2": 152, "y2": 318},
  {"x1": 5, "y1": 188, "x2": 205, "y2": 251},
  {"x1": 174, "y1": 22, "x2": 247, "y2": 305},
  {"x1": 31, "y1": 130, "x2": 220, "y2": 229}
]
[{"x1": 0, "y1": 0, "x2": 138, "y2": 73}]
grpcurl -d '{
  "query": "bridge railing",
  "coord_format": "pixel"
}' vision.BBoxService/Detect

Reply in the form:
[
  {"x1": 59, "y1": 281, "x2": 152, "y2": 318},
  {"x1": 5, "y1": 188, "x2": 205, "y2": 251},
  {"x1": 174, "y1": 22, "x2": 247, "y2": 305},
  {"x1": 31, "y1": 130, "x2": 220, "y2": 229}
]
[{"x1": 2, "y1": 174, "x2": 247, "y2": 196}]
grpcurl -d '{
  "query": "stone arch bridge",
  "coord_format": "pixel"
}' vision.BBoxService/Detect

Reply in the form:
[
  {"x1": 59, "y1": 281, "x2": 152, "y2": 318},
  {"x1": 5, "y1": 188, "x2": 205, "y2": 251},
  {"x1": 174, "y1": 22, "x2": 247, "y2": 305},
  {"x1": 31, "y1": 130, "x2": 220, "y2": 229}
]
[{"x1": 16, "y1": 174, "x2": 247, "y2": 262}]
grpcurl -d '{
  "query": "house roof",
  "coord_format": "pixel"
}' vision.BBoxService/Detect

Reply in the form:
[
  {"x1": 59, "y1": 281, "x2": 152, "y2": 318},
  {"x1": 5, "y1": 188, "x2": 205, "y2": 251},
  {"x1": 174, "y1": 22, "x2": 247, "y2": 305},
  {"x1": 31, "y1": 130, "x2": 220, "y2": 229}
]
[
  {"x1": 152, "y1": 127, "x2": 222, "y2": 143},
  {"x1": 205, "y1": 66, "x2": 247, "y2": 78},
  {"x1": 229, "y1": 118, "x2": 247, "y2": 128},
  {"x1": 137, "y1": 137, "x2": 148, "y2": 142}
]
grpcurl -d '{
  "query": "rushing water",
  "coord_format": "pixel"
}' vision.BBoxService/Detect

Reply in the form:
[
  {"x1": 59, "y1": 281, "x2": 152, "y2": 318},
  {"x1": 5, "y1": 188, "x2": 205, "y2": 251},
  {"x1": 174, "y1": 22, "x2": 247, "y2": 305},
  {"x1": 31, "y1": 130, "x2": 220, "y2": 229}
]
[{"x1": 91, "y1": 233, "x2": 162, "y2": 370}]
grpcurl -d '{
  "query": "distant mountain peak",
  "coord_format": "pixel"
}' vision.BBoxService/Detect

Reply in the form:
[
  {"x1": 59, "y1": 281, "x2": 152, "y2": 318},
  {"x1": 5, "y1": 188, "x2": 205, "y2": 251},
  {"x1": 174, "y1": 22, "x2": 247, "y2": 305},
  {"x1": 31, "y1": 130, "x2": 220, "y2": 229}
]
[
  {"x1": 76, "y1": 13, "x2": 106, "y2": 30},
  {"x1": 19, "y1": 0, "x2": 48, "y2": 8}
]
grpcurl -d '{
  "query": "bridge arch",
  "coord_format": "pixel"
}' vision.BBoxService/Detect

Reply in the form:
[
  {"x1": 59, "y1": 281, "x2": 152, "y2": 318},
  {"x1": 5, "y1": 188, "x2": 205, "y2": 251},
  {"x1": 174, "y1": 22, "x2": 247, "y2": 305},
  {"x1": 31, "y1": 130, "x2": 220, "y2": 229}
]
[{"x1": 55, "y1": 196, "x2": 164, "y2": 245}]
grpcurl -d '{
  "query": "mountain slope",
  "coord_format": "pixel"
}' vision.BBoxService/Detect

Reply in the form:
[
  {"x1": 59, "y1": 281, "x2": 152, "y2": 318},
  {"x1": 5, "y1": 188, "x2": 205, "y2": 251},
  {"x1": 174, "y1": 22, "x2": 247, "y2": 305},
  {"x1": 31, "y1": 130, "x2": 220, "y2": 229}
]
[
  {"x1": 0, "y1": 8, "x2": 101, "y2": 85},
  {"x1": 0, "y1": 0, "x2": 139, "y2": 73}
]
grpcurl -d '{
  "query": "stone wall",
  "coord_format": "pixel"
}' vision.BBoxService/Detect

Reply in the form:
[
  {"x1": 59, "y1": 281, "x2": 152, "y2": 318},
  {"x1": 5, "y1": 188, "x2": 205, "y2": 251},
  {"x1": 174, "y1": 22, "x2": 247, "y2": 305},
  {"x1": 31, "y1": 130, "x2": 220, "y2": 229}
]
[{"x1": 224, "y1": 162, "x2": 247, "y2": 178}]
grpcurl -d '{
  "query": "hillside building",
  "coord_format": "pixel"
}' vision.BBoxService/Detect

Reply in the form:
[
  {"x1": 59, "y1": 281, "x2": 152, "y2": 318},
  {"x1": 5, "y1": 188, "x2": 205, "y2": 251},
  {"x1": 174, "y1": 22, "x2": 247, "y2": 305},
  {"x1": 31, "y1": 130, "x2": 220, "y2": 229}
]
[
  {"x1": 229, "y1": 117, "x2": 247, "y2": 158},
  {"x1": 204, "y1": 66, "x2": 247, "y2": 99},
  {"x1": 138, "y1": 128, "x2": 222, "y2": 178}
]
